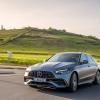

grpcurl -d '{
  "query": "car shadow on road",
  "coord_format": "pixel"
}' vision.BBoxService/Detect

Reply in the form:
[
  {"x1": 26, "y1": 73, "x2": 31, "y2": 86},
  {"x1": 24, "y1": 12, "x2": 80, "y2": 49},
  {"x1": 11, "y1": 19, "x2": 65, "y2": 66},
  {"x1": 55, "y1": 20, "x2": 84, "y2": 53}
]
[{"x1": 37, "y1": 84, "x2": 100, "y2": 100}]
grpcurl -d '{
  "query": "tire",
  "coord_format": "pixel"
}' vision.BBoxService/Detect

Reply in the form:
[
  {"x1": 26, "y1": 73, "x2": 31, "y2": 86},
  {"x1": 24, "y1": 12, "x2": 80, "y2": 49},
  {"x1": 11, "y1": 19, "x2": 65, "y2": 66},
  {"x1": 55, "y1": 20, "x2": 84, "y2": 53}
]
[
  {"x1": 69, "y1": 73, "x2": 78, "y2": 92},
  {"x1": 94, "y1": 70, "x2": 100, "y2": 84}
]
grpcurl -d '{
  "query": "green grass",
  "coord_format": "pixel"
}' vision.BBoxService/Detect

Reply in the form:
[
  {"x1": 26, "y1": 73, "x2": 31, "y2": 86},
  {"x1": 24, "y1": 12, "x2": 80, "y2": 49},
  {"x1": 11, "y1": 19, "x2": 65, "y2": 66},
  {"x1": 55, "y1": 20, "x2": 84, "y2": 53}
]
[
  {"x1": 0, "y1": 27, "x2": 100, "y2": 65},
  {"x1": 0, "y1": 53, "x2": 100, "y2": 66},
  {"x1": 0, "y1": 53, "x2": 49, "y2": 65}
]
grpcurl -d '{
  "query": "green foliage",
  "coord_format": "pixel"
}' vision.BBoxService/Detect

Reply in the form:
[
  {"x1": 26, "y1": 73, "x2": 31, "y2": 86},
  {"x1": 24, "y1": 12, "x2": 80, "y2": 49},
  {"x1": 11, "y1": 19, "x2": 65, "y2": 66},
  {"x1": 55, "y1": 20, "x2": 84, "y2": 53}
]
[{"x1": 0, "y1": 27, "x2": 100, "y2": 65}]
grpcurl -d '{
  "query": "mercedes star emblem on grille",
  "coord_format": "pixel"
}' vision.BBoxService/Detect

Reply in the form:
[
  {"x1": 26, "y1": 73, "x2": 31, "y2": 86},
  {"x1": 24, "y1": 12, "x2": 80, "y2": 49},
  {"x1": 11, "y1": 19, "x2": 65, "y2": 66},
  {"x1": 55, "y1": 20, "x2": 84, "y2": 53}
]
[{"x1": 37, "y1": 71, "x2": 42, "y2": 77}]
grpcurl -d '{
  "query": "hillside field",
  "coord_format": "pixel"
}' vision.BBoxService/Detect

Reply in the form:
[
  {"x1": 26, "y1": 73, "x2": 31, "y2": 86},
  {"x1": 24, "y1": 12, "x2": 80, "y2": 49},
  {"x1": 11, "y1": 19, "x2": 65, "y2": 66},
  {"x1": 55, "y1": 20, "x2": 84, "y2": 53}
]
[{"x1": 0, "y1": 27, "x2": 100, "y2": 65}]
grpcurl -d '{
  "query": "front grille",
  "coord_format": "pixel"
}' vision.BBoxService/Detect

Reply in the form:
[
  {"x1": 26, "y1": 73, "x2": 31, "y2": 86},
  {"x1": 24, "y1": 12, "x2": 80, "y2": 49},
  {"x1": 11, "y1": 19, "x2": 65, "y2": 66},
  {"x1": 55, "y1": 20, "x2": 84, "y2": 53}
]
[{"x1": 28, "y1": 71, "x2": 55, "y2": 78}]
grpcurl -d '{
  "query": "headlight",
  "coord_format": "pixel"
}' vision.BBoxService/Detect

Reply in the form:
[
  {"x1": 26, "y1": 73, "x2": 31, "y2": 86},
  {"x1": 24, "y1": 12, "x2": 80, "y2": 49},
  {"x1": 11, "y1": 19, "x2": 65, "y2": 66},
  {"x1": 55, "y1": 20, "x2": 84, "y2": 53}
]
[
  {"x1": 26, "y1": 67, "x2": 32, "y2": 72},
  {"x1": 24, "y1": 67, "x2": 32, "y2": 76},
  {"x1": 55, "y1": 69, "x2": 68, "y2": 74}
]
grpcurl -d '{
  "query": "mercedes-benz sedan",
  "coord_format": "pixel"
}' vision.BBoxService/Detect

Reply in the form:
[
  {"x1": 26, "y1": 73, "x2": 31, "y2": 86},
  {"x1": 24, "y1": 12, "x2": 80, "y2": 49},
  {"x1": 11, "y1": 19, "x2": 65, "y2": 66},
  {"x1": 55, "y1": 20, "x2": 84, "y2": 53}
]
[{"x1": 24, "y1": 52, "x2": 100, "y2": 92}]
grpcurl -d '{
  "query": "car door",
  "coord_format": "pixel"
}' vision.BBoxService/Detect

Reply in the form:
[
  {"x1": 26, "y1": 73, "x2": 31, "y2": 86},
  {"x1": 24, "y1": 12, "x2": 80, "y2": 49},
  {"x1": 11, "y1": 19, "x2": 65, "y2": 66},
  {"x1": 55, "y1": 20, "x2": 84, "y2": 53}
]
[
  {"x1": 87, "y1": 55, "x2": 98, "y2": 80},
  {"x1": 77, "y1": 54, "x2": 92, "y2": 84}
]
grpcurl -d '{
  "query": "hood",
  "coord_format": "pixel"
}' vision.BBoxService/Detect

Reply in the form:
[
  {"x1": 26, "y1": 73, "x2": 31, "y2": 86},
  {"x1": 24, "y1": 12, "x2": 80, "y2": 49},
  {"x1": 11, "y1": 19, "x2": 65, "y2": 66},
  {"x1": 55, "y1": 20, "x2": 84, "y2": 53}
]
[{"x1": 30, "y1": 62, "x2": 76, "y2": 72}]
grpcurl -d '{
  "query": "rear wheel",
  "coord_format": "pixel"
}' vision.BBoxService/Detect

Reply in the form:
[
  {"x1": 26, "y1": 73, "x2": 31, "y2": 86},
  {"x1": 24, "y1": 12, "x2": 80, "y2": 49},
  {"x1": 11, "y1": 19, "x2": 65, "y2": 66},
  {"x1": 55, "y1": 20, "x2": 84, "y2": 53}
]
[
  {"x1": 69, "y1": 73, "x2": 78, "y2": 92},
  {"x1": 94, "y1": 70, "x2": 100, "y2": 84}
]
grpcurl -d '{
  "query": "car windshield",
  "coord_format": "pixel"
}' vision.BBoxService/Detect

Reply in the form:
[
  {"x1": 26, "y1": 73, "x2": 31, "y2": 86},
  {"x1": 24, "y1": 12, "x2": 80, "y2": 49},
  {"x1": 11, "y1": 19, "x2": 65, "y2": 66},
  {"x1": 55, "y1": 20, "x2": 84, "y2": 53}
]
[{"x1": 47, "y1": 53, "x2": 80, "y2": 62}]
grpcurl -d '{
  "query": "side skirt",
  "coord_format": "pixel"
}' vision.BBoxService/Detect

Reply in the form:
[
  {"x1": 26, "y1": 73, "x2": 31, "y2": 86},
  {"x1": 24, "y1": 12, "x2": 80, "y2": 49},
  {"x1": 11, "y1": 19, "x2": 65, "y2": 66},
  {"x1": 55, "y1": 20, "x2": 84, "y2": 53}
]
[{"x1": 78, "y1": 76, "x2": 94, "y2": 85}]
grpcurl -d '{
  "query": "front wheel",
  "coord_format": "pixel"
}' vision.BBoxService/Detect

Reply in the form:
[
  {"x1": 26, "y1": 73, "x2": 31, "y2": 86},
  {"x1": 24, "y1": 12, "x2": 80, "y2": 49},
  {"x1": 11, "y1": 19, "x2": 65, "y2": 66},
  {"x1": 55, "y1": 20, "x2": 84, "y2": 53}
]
[
  {"x1": 69, "y1": 73, "x2": 78, "y2": 92},
  {"x1": 94, "y1": 70, "x2": 100, "y2": 84}
]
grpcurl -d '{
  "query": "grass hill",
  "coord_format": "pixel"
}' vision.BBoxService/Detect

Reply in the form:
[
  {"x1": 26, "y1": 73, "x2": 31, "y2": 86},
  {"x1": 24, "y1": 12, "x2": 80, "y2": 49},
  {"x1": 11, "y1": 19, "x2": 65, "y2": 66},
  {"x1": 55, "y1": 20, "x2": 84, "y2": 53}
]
[{"x1": 0, "y1": 27, "x2": 100, "y2": 65}]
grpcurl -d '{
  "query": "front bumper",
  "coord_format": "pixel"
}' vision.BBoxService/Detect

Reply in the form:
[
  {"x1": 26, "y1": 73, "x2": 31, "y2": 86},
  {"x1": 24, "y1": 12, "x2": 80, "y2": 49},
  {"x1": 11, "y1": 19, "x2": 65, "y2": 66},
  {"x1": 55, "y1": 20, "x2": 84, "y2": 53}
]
[
  {"x1": 24, "y1": 71, "x2": 71, "y2": 89},
  {"x1": 24, "y1": 77, "x2": 68, "y2": 88}
]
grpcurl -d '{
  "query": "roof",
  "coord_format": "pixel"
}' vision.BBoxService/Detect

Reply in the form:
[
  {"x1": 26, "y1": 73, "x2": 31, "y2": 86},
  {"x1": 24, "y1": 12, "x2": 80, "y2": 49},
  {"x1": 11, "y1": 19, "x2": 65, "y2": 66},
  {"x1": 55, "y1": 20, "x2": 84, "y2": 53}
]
[{"x1": 56, "y1": 52, "x2": 89, "y2": 55}]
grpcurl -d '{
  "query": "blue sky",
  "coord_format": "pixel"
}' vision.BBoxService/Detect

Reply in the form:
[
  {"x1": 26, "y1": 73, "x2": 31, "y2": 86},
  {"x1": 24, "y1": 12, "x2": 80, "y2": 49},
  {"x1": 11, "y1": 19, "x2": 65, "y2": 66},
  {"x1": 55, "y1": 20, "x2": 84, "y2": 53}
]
[{"x1": 0, "y1": 0, "x2": 100, "y2": 38}]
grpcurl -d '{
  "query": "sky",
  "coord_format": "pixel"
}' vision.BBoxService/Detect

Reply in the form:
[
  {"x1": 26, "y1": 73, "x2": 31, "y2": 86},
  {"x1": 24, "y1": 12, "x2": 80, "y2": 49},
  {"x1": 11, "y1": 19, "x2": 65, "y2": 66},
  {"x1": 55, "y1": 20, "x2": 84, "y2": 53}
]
[{"x1": 0, "y1": 0, "x2": 100, "y2": 38}]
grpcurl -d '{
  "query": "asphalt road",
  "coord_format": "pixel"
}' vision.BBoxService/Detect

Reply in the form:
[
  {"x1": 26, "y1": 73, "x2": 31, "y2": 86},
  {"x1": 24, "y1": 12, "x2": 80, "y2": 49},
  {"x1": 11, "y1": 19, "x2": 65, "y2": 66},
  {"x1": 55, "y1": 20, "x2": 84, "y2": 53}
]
[{"x1": 0, "y1": 69, "x2": 100, "y2": 100}]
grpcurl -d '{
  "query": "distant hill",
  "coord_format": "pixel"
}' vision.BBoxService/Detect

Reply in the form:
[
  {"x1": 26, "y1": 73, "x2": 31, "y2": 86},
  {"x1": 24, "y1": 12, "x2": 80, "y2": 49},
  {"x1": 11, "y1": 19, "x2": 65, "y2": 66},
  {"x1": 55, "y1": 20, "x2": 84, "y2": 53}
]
[{"x1": 0, "y1": 27, "x2": 100, "y2": 57}]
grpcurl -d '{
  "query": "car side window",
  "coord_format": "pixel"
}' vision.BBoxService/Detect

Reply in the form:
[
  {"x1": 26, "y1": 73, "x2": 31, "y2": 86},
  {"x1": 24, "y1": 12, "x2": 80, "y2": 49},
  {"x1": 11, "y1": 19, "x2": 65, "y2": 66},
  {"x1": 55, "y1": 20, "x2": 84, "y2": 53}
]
[
  {"x1": 87, "y1": 55, "x2": 97, "y2": 65},
  {"x1": 80, "y1": 54, "x2": 88, "y2": 63}
]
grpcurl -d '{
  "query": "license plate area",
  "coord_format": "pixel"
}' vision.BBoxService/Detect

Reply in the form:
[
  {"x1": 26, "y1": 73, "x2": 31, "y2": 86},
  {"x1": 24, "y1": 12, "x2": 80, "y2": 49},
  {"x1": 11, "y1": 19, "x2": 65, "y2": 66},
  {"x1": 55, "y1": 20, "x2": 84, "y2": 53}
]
[{"x1": 33, "y1": 78, "x2": 46, "y2": 82}]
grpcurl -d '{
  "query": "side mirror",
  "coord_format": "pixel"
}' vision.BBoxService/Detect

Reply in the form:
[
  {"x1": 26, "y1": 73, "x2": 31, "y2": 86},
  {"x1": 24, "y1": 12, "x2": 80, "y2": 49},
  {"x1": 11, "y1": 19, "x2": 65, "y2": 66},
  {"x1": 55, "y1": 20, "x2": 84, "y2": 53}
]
[{"x1": 80, "y1": 60, "x2": 88, "y2": 65}]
